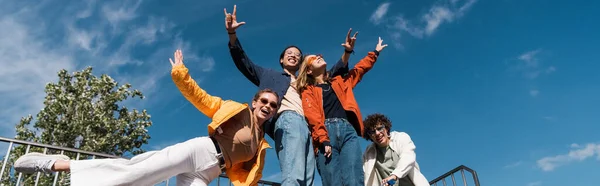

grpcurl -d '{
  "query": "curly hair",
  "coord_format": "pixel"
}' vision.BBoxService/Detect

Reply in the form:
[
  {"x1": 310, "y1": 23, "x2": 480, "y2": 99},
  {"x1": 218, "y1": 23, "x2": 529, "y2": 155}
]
[{"x1": 362, "y1": 113, "x2": 392, "y2": 141}]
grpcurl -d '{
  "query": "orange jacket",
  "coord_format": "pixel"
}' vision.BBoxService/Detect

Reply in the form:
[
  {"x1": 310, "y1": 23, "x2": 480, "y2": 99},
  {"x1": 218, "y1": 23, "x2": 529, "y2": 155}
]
[
  {"x1": 301, "y1": 51, "x2": 379, "y2": 154},
  {"x1": 171, "y1": 64, "x2": 270, "y2": 186}
]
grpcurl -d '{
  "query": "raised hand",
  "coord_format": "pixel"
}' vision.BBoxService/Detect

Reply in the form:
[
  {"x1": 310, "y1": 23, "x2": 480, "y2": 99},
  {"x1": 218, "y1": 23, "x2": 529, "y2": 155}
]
[
  {"x1": 381, "y1": 175, "x2": 398, "y2": 186},
  {"x1": 169, "y1": 49, "x2": 184, "y2": 67},
  {"x1": 224, "y1": 5, "x2": 246, "y2": 33},
  {"x1": 341, "y1": 28, "x2": 358, "y2": 52},
  {"x1": 375, "y1": 37, "x2": 388, "y2": 52},
  {"x1": 324, "y1": 145, "x2": 332, "y2": 158}
]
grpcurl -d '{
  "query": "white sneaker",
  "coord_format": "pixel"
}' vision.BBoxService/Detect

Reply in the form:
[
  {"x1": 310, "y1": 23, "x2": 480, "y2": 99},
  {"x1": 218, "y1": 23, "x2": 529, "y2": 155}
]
[{"x1": 14, "y1": 152, "x2": 70, "y2": 174}]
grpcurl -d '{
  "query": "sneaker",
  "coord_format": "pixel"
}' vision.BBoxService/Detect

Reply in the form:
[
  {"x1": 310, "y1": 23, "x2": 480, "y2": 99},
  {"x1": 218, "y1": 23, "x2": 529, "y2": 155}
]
[{"x1": 14, "y1": 152, "x2": 70, "y2": 174}]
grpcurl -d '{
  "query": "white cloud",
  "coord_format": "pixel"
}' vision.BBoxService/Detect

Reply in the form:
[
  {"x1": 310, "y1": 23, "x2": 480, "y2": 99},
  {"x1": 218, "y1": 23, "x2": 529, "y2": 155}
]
[
  {"x1": 372, "y1": 0, "x2": 477, "y2": 48},
  {"x1": 527, "y1": 181, "x2": 542, "y2": 186},
  {"x1": 102, "y1": 0, "x2": 141, "y2": 33},
  {"x1": 198, "y1": 56, "x2": 216, "y2": 72},
  {"x1": 423, "y1": 6, "x2": 454, "y2": 36},
  {"x1": 519, "y1": 49, "x2": 541, "y2": 68},
  {"x1": 504, "y1": 161, "x2": 522, "y2": 168},
  {"x1": 0, "y1": 0, "x2": 208, "y2": 137},
  {"x1": 542, "y1": 116, "x2": 556, "y2": 121},
  {"x1": 529, "y1": 89, "x2": 539, "y2": 97},
  {"x1": 514, "y1": 49, "x2": 556, "y2": 79},
  {"x1": 370, "y1": 2, "x2": 391, "y2": 25},
  {"x1": 546, "y1": 66, "x2": 556, "y2": 73},
  {"x1": 536, "y1": 143, "x2": 600, "y2": 171},
  {"x1": 0, "y1": 15, "x2": 76, "y2": 134}
]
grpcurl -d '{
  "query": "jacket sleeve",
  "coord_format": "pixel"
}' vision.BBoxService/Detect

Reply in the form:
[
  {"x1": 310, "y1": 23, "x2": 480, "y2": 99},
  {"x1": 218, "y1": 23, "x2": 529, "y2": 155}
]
[
  {"x1": 328, "y1": 58, "x2": 349, "y2": 78},
  {"x1": 362, "y1": 149, "x2": 368, "y2": 173},
  {"x1": 171, "y1": 64, "x2": 224, "y2": 118},
  {"x1": 301, "y1": 88, "x2": 331, "y2": 147},
  {"x1": 391, "y1": 132, "x2": 417, "y2": 179},
  {"x1": 228, "y1": 38, "x2": 265, "y2": 86},
  {"x1": 344, "y1": 51, "x2": 379, "y2": 88}
]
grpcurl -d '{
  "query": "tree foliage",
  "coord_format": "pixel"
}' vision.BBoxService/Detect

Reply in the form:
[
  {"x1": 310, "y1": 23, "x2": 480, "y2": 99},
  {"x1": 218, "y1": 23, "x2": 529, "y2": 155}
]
[{"x1": 1, "y1": 66, "x2": 152, "y2": 185}]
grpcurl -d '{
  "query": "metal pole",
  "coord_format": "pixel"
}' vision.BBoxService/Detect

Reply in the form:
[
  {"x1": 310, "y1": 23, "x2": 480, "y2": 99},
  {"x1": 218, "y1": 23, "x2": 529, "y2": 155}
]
[
  {"x1": 33, "y1": 148, "x2": 48, "y2": 186},
  {"x1": 15, "y1": 145, "x2": 32, "y2": 186},
  {"x1": 0, "y1": 142, "x2": 14, "y2": 182}
]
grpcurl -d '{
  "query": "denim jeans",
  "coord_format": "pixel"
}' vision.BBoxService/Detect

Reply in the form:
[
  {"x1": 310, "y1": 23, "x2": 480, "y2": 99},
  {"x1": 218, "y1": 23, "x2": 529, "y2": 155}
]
[
  {"x1": 274, "y1": 111, "x2": 316, "y2": 186},
  {"x1": 316, "y1": 118, "x2": 363, "y2": 186}
]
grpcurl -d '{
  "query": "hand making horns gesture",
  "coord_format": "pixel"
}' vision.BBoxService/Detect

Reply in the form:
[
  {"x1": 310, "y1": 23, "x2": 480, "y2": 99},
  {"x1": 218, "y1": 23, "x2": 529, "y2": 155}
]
[
  {"x1": 375, "y1": 37, "x2": 388, "y2": 52},
  {"x1": 224, "y1": 5, "x2": 246, "y2": 33},
  {"x1": 342, "y1": 28, "x2": 359, "y2": 52}
]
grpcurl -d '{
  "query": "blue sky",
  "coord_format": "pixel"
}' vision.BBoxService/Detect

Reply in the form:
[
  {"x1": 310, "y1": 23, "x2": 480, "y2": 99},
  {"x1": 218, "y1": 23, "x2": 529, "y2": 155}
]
[{"x1": 1, "y1": 0, "x2": 599, "y2": 186}]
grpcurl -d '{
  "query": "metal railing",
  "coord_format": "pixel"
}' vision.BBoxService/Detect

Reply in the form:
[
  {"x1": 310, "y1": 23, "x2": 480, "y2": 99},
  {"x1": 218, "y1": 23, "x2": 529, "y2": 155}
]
[
  {"x1": 0, "y1": 136, "x2": 280, "y2": 186},
  {"x1": 428, "y1": 165, "x2": 480, "y2": 186}
]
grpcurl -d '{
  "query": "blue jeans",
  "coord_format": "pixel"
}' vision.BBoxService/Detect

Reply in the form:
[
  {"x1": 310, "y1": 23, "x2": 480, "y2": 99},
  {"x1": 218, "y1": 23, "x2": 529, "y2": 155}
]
[
  {"x1": 316, "y1": 118, "x2": 363, "y2": 186},
  {"x1": 274, "y1": 111, "x2": 316, "y2": 186}
]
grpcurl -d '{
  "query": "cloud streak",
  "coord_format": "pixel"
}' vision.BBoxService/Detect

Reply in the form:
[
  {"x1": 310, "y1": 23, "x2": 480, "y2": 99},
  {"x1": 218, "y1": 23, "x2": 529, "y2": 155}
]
[
  {"x1": 529, "y1": 89, "x2": 539, "y2": 97},
  {"x1": 504, "y1": 161, "x2": 523, "y2": 168},
  {"x1": 527, "y1": 181, "x2": 542, "y2": 186},
  {"x1": 514, "y1": 49, "x2": 556, "y2": 79},
  {"x1": 537, "y1": 143, "x2": 600, "y2": 171},
  {"x1": 371, "y1": 0, "x2": 477, "y2": 48},
  {"x1": 370, "y1": 2, "x2": 391, "y2": 25},
  {"x1": 0, "y1": 0, "x2": 208, "y2": 137}
]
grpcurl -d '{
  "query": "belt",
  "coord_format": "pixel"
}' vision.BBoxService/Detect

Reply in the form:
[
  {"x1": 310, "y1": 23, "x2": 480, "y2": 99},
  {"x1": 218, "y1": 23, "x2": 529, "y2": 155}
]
[{"x1": 210, "y1": 136, "x2": 226, "y2": 171}]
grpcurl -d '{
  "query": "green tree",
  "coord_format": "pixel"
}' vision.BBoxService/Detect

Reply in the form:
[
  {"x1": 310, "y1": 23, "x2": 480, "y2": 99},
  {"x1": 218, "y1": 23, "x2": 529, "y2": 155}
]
[{"x1": 1, "y1": 67, "x2": 152, "y2": 185}]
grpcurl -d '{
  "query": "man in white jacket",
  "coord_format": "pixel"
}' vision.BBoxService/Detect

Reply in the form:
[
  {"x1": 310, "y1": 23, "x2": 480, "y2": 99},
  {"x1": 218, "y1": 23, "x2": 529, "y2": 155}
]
[{"x1": 362, "y1": 113, "x2": 429, "y2": 186}]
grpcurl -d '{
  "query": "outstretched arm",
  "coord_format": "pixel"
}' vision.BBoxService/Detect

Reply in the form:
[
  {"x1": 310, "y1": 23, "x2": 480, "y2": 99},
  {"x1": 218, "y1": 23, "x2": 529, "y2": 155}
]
[
  {"x1": 225, "y1": 5, "x2": 265, "y2": 86},
  {"x1": 345, "y1": 37, "x2": 388, "y2": 88},
  {"x1": 329, "y1": 28, "x2": 359, "y2": 77},
  {"x1": 170, "y1": 50, "x2": 224, "y2": 118}
]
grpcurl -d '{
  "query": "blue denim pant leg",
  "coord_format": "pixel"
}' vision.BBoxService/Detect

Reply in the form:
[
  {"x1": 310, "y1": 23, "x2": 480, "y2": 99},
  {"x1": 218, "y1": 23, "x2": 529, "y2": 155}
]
[
  {"x1": 274, "y1": 111, "x2": 316, "y2": 186},
  {"x1": 316, "y1": 118, "x2": 364, "y2": 186}
]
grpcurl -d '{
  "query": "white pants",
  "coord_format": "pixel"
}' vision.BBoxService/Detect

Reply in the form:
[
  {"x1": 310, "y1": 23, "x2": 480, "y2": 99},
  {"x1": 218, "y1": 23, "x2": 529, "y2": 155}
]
[{"x1": 69, "y1": 137, "x2": 222, "y2": 186}]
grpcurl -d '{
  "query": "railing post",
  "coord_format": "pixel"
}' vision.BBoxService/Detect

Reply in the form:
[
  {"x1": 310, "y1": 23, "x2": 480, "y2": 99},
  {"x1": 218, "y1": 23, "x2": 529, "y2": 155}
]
[
  {"x1": 460, "y1": 169, "x2": 467, "y2": 186},
  {"x1": 33, "y1": 147, "x2": 48, "y2": 186},
  {"x1": 51, "y1": 149, "x2": 65, "y2": 186},
  {"x1": 0, "y1": 142, "x2": 14, "y2": 182},
  {"x1": 15, "y1": 145, "x2": 32, "y2": 186}
]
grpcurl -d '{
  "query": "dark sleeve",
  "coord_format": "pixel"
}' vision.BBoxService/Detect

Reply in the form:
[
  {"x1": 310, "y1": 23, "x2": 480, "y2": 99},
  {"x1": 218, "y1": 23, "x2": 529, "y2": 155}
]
[
  {"x1": 328, "y1": 58, "x2": 349, "y2": 78},
  {"x1": 228, "y1": 38, "x2": 265, "y2": 86}
]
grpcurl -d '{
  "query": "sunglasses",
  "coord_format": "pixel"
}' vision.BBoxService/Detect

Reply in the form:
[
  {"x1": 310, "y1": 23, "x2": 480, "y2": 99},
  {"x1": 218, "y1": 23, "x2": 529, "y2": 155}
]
[
  {"x1": 366, "y1": 126, "x2": 386, "y2": 136},
  {"x1": 306, "y1": 54, "x2": 323, "y2": 65},
  {"x1": 259, "y1": 98, "x2": 278, "y2": 109}
]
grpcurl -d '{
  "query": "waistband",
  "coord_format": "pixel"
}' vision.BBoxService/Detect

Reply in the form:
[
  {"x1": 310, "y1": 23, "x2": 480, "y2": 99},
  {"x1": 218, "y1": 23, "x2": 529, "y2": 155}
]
[
  {"x1": 277, "y1": 110, "x2": 303, "y2": 117},
  {"x1": 209, "y1": 136, "x2": 226, "y2": 171},
  {"x1": 325, "y1": 117, "x2": 349, "y2": 123}
]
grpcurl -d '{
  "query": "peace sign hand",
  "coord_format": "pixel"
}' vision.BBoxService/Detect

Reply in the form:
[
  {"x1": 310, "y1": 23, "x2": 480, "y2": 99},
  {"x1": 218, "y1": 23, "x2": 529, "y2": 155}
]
[
  {"x1": 224, "y1": 5, "x2": 246, "y2": 33},
  {"x1": 341, "y1": 28, "x2": 358, "y2": 52},
  {"x1": 375, "y1": 37, "x2": 388, "y2": 52},
  {"x1": 169, "y1": 49, "x2": 184, "y2": 67}
]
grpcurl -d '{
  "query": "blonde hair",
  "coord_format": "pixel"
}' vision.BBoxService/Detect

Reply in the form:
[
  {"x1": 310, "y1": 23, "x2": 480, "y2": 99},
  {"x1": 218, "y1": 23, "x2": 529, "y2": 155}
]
[{"x1": 294, "y1": 54, "x2": 329, "y2": 92}]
